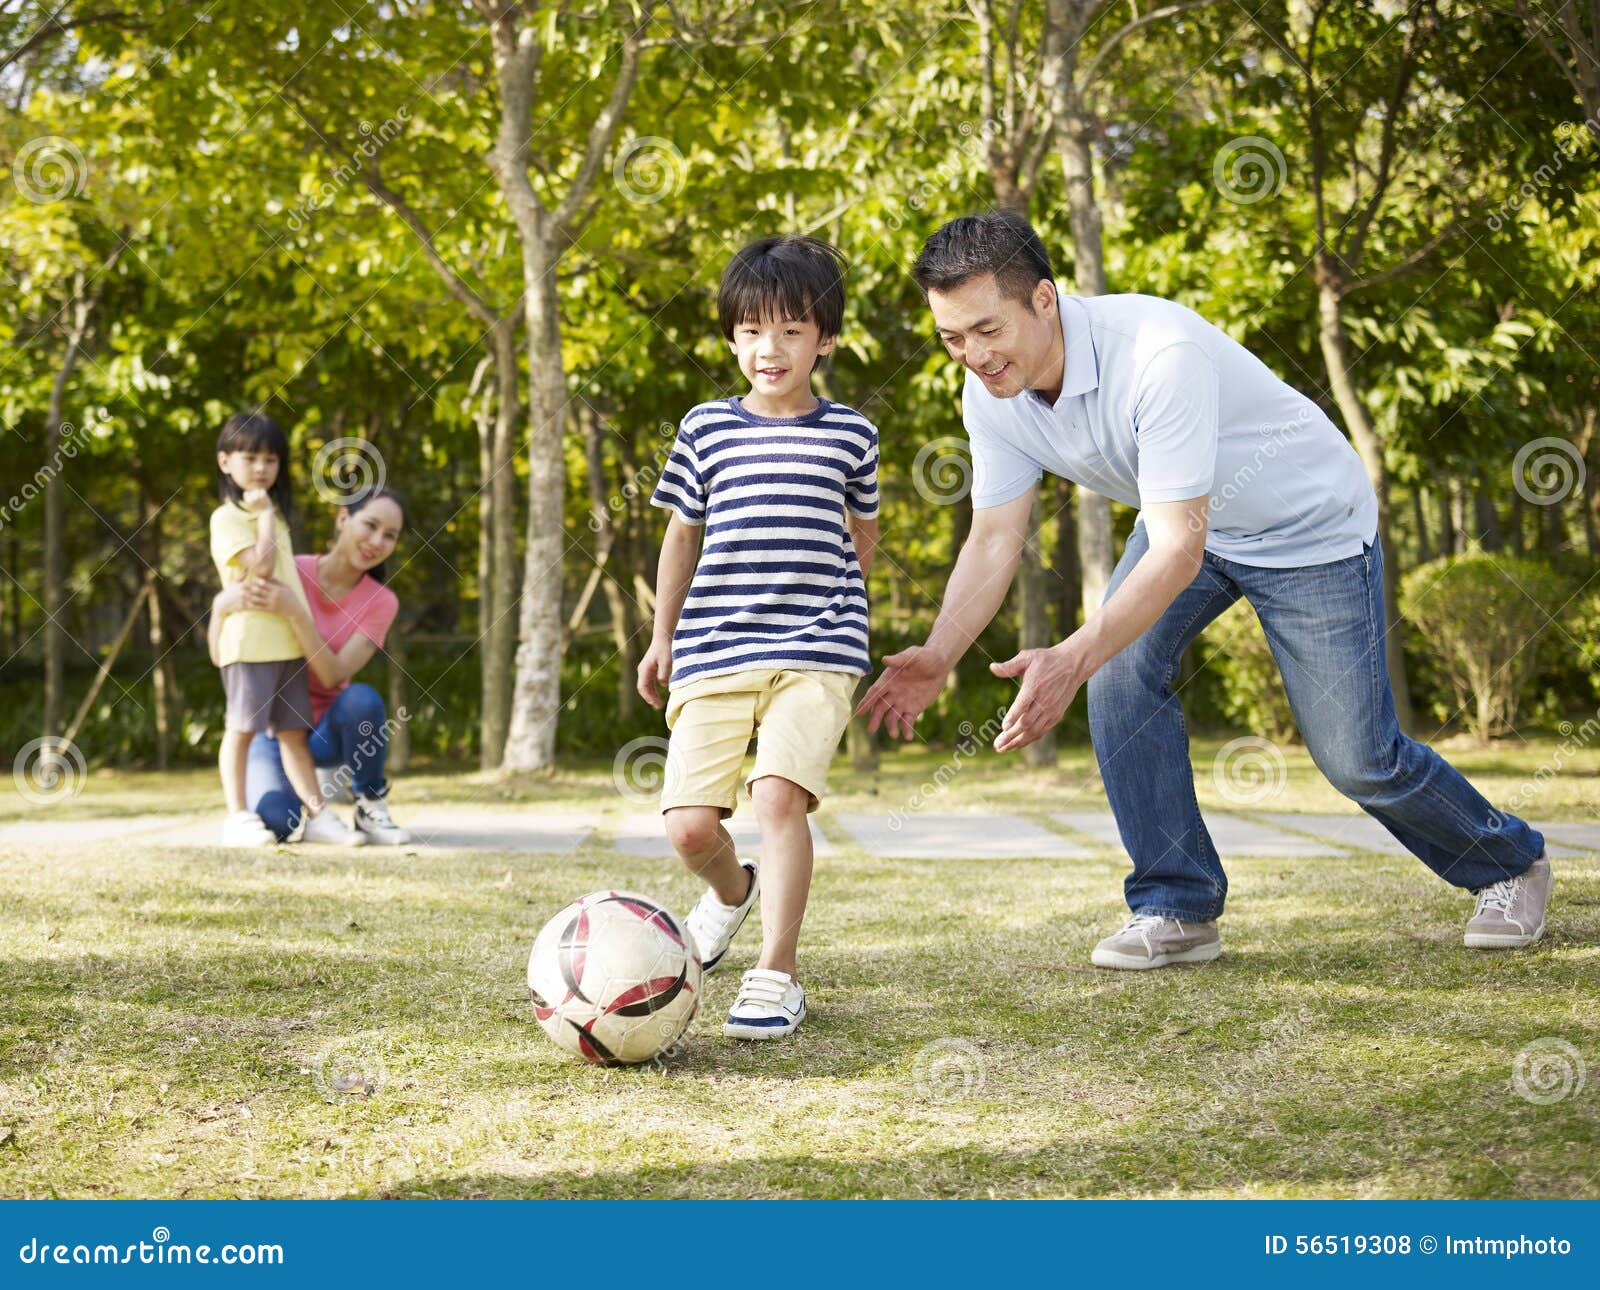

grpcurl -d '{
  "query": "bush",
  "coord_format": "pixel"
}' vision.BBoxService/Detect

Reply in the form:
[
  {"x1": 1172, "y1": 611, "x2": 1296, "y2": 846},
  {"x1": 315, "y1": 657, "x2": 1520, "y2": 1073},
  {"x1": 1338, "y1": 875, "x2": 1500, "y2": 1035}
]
[
  {"x1": 1400, "y1": 554, "x2": 1571, "y2": 741},
  {"x1": 1197, "y1": 601, "x2": 1299, "y2": 743}
]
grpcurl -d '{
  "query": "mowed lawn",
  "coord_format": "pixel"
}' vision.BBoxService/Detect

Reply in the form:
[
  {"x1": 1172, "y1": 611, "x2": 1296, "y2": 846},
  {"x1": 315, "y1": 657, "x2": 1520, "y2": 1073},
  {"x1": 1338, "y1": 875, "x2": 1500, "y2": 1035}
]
[{"x1": 1, "y1": 738, "x2": 1596, "y2": 1199}]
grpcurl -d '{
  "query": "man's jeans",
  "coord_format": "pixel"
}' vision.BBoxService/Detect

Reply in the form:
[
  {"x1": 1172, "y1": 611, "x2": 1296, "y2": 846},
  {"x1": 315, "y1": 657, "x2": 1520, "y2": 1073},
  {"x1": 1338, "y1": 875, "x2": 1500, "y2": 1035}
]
[{"x1": 1085, "y1": 526, "x2": 1543, "y2": 922}]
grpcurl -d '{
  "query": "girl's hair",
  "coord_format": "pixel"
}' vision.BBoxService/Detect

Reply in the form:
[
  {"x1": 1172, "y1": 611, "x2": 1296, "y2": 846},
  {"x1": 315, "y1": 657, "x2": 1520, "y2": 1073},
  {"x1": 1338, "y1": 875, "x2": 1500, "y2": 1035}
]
[
  {"x1": 341, "y1": 485, "x2": 408, "y2": 584},
  {"x1": 216, "y1": 411, "x2": 293, "y2": 522}
]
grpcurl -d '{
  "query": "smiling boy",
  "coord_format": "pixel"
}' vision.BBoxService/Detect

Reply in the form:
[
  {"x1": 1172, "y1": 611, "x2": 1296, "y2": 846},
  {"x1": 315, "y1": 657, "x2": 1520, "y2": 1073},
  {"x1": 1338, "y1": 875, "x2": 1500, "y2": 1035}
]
[{"x1": 637, "y1": 235, "x2": 880, "y2": 1039}]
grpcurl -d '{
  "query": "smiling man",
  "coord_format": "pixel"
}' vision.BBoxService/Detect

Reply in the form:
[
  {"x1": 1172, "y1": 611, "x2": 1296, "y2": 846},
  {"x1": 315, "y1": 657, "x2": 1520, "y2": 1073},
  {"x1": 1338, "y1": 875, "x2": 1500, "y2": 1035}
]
[{"x1": 857, "y1": 211, "x2": 1551, "y2": 968}]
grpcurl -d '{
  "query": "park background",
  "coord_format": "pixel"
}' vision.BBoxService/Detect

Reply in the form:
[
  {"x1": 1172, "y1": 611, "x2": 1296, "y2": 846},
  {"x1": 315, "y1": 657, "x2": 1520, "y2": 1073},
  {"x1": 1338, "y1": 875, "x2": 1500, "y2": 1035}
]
[{"x1": 0, "y1": 1, "x2": 1597, "y2": 1199}]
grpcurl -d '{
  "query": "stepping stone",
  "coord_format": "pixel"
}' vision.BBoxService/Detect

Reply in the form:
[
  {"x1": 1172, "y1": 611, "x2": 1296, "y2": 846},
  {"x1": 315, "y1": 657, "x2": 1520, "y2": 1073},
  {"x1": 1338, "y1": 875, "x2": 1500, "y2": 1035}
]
[
  {"x1": 1256, "y1": 812, "x2": 1410, "y2": 855},
  {"x1": 835, "y1": 811, "x2": 1084, "y2": 859},
  {"x1": 1533, "y1": 822, "x2": 1600, "y2": 854},
  {"x1": 397, "y1": 811, "x2": 593, "y2": 854},
  {"x1": 1052, "y1": 811, "x2": 1336, "y2": 855},
  {"x1": 1051, "y1": 812, "x2": 1125, "y2": 849},
  {"x1": 613, "y1": 812, "x2": 833, "y2": 858}
]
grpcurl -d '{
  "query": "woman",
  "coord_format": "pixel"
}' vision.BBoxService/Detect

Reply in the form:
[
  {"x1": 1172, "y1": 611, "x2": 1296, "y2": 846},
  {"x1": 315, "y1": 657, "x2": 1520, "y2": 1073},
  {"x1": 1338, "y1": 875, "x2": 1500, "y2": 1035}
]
[{"x1": 209, "y1": 485, "x2": 412, "y2": 845}]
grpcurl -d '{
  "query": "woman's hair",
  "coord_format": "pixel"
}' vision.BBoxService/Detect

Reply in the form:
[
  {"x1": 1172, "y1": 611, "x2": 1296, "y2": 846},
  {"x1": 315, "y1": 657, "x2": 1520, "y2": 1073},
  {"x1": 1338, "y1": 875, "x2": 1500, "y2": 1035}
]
[
  {"x1": 341, "y1": 485, "x2": 408, "y2": 584},
  {"x1": 912, "y1": 210, "x2": 1055, "y2": 308},
  {"x1": 216, "y1": 411, "x2": 293, "y2": 521},
  {"x1": 717, "y1": 235, "x2": 847, "y2": 344}
]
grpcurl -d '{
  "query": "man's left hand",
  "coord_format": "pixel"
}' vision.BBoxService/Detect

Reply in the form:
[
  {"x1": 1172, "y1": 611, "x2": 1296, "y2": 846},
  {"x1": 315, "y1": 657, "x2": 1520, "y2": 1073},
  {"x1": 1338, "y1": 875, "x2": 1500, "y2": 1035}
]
[{"x1": 988, "y1": 643, "x2": 1084, "y2": 753}]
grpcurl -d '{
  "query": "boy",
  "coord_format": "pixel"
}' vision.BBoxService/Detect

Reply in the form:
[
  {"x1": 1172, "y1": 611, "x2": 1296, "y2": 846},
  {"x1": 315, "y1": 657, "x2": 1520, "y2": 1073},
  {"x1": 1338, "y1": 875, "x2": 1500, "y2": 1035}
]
[{"x1": 636, "y1": 235, "x2": 880, "y2": 1040}]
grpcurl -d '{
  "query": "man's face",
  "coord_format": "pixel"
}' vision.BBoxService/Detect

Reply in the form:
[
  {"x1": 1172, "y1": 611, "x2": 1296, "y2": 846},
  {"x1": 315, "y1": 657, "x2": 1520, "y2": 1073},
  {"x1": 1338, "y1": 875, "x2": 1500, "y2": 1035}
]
[{"x1": 928, "y1": 274, "x2": 1059, "y2": 399}]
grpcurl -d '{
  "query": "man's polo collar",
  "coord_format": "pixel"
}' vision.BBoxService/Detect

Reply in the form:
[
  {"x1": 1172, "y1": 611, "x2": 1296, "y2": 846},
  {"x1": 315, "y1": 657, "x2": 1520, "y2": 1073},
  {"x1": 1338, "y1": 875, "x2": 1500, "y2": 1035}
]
[{"x1": 1058, "y1": 288, "x2": 1099, "y2": 398}]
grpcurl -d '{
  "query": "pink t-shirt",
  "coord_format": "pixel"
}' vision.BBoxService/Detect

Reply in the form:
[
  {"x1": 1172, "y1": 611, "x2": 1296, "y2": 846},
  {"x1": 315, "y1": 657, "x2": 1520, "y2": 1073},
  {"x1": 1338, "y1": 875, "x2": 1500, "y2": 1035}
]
[{"x1": 294, "y1": 555, "x2": 400, "y2": 724}]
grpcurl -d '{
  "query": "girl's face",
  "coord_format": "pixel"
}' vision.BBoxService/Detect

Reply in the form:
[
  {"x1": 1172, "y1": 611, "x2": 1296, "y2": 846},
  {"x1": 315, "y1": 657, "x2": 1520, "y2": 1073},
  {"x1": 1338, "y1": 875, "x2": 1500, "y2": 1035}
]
[
  {"x1": 336, "y1": 497, "x2": 404, "y2": 572},
  {"x1": 217, "y1": 448, "x2": 280, "y2": 494}
]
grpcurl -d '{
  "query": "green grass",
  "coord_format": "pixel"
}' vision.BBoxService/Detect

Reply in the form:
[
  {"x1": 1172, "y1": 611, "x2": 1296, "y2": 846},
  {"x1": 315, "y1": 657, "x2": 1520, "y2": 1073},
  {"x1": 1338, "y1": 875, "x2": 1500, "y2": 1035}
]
[{"x1": 1, "y1": 740, "x2": 1596, "y2": 1198}]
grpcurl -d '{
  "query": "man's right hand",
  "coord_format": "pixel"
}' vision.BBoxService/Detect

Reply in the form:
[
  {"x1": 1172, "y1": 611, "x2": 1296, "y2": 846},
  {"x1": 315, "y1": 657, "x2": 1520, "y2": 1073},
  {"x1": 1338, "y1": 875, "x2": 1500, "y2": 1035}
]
[
  {"x1": 636, "y1": 640, "x2": 673, "y2": 709},
  {"x1": 855, "y1": 644, "x2": 951, "y2": 740}
]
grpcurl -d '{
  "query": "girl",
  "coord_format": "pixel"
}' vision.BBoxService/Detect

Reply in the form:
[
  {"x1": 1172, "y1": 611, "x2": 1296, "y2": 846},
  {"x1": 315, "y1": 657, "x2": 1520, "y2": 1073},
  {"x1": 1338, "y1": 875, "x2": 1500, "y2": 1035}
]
[
  {"x1": 209, "y1": 412, "x2": 364, "y2": 847},
  {"x1": 210, "y1": 485, "x2": 412, "y2": 845}
]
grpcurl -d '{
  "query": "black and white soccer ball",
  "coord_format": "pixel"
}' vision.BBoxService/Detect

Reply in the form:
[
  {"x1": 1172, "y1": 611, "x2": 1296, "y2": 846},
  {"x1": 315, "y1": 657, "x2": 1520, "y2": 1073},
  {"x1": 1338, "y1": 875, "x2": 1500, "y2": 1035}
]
[{"x1": 527, "y1": 890, "x2": 702, "y2": 1065}]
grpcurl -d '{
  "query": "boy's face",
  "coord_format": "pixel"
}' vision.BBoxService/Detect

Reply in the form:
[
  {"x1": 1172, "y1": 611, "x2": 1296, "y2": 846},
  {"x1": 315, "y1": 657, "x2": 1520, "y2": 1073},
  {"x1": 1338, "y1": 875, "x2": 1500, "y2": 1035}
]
[
  {"x1": 928, "y1": 273, "x2": 1059, "y2": 400},
  {"x1": 217, "y1": 448, "x2": 280, "y2": 494},
  {"x1": 728, "y1": 314, "x2": 836, "y2": 409}
]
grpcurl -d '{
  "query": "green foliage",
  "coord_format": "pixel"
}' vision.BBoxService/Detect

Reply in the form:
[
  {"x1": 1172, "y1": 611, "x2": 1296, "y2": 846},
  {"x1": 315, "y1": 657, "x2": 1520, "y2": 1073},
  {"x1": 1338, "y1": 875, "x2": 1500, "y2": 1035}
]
[{"x1": 1199, "y1": 604, "x2": 1299, "y2": 745}]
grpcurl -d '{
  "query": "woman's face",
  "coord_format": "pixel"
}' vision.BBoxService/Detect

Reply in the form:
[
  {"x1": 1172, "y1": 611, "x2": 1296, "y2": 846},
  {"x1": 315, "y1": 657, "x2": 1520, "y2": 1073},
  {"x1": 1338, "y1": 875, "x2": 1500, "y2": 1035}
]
[{"x1": 336, "y1": 497, "x2": 404, "y2": 572}]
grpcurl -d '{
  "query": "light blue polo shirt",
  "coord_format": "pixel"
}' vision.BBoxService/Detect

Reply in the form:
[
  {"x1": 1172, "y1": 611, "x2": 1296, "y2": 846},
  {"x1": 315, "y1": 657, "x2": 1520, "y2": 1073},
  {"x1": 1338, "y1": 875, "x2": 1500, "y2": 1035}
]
[{"x1": 962, "y1": 288, "x2": 1378, "y2": 568}]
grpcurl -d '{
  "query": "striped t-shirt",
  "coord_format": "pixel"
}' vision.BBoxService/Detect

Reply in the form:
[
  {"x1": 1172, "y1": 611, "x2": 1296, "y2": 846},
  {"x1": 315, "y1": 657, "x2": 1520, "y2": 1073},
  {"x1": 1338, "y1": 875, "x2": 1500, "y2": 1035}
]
[{"x1": 650, "y1": 396, "x2": 880, "y2": 684}]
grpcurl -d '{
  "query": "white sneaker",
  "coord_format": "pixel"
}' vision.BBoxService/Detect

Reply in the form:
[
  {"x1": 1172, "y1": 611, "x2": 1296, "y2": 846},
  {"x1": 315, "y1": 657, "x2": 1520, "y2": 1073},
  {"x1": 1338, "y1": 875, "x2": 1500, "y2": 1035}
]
[
  {"x1": 723, "y1": 968, "x2": 806, "y2": 1039},
  {"x1": 354, "y1": 793, "x2": 411, "y2": 845},
  {"x1": 221, "y1": 810, "x2": 275, "y2": 847},
  {"x1": 685, "y1": 859, "x2": 759, "y2": 972},
  {"x1": 298, "y1": 807, "x2": 367, "y2": 846}
]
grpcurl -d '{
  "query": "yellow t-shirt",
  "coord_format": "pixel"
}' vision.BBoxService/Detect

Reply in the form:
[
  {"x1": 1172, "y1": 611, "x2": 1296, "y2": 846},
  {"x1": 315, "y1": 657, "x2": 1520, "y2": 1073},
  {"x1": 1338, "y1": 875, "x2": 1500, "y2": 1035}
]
[{"x1": 209, "y1": 502, "x2": 312, "y2": 665}]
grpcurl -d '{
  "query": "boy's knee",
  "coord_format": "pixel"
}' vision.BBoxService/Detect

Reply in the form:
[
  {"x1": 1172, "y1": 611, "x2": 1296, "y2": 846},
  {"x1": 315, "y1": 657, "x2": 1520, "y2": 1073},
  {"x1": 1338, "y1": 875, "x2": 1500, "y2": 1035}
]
[
  {"x1": 663, "y1": 807, "x2": 721, "y2": 856},
  {"x1": 750, "y1": 775, "x2": 809, "y2": 820}
]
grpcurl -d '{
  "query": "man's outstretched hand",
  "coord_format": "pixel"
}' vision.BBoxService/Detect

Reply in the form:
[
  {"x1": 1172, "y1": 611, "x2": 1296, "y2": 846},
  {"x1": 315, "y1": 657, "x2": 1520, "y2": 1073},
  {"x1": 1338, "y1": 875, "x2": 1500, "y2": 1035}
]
[
  {"x1": 855, "y1": 645, "x2": 950, "y2": 740},
  {"x1": 988, "y1": 644, "x2": 1084, "y2": 753}
]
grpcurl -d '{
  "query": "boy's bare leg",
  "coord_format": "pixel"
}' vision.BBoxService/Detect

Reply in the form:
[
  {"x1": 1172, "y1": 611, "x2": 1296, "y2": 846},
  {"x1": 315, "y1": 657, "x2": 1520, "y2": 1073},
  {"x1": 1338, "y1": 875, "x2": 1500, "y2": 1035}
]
[
  {"x1": 274, "y1": 729, "x2": 326, "y2": 815},
  {"x1": 219, "y1": 730, "x2": 253, "y2": 812},
  {"x1": 664, "y1": 806, "x2": 749, "y2": 905},
  {"x1": 749, "y1": 775, "x2": 812, "y2": 979}
]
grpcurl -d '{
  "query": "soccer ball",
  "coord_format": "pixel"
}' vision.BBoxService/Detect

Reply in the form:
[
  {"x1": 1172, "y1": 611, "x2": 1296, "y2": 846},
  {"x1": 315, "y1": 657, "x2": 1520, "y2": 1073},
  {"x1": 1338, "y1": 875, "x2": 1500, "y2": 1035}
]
[{"x1": 527, "y1": 890, "x2": 702, "y2": 1065}]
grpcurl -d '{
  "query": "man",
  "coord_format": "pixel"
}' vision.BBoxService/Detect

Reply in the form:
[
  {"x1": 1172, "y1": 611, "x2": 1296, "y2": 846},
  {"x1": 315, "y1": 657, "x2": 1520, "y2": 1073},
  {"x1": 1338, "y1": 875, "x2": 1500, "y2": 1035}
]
[{"x1": 857, "y1": 211, "x2": 1550, "y2": 969}]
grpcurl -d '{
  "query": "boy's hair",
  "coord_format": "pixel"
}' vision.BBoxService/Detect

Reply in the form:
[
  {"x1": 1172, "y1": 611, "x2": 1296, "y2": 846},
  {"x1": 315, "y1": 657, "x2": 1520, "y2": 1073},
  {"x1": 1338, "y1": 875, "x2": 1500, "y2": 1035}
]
[
  {"x1": 341, "y1": 485, "x2": 408, "y2": 585},
  {"x1": 717, "y1": 235, "x2": 847, "y2": 343},
  {"x1": 912, "y1": 211, "x2": 1055, "y2": 310},
  {"x1": 216, "y1": 411, "x2": 293, "y2": 521}
]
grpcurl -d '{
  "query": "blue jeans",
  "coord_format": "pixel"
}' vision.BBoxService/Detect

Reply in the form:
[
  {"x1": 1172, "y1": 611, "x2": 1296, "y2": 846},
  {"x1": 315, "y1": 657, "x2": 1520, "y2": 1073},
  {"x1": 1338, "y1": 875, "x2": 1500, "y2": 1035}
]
[
  {"x1": 246, "y1": 682, "x2": 390, "y2": 840},
  {"x1": 1085, "y1": 526, "x2": 1543, "y2": 921}
]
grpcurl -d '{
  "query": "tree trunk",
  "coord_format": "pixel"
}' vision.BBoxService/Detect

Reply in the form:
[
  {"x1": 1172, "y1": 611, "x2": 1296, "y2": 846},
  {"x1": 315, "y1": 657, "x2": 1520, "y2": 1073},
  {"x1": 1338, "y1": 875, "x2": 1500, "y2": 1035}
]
[
  {"x1": 1474, "y1": 489, "x2": 1503, "y2": 551},
  {"x1": 502, "y1": 252, "x2": 567, "y2": 772},
  {"x1": 480, "y1": 322, "x2": 520, "y2": 767},
  {"x1": 141, "y1": 495, "x2": 178, "y2": 769},
  {"x1": 1438, "y1": 483, "x2": 1457, "y2": 556},
  {"x1": 1314, "y1": 271, "x2": 1414, "y2": 731},
  {"x1": 1053, "y1": 475, "x2": 1080, "y2": 632},
  {"x1": 578, "y1": 401, "x2": 637, "y2": 722},
  {"x1": 1019, "y1": 495, "x2": 1057, "y2": 767},
  {"x1": 1412, "y1": 488, "x2": 1432, "y2": 564},
  {"x1": 387, "y1": 624, "x2": 410, "y2": 773}
]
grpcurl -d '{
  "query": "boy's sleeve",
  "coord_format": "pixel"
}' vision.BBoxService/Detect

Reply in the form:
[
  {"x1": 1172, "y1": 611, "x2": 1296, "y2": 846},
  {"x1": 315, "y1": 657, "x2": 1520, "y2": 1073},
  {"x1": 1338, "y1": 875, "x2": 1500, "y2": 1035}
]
[
  {"x1": 209, "y1": 504, "x2": 255, "y2": 577},
  {"x1": 649, "y1": 418, "x2": 707, "y2": 526},
  {"x1": 846, "y1": 422, "x2": 880, "y2": 520}
]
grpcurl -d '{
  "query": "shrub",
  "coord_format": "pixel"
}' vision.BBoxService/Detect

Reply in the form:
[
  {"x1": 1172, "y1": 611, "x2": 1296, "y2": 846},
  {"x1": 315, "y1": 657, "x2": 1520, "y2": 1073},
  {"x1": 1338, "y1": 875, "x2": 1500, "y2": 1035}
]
[{"x1": 1198, "y1": 601, "x2": 1298, "y2": 743}]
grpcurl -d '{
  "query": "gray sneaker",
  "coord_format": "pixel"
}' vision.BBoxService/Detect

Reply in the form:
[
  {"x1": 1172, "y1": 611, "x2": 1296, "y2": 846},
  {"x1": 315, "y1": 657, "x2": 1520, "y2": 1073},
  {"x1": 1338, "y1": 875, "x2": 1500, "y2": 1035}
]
[
  {"x1": 1465, "y1": 855, "x2": 1551, "y2": 949},
  {"x1": 1092, "y1": 914, "x2": 1222, "y2": 970}
]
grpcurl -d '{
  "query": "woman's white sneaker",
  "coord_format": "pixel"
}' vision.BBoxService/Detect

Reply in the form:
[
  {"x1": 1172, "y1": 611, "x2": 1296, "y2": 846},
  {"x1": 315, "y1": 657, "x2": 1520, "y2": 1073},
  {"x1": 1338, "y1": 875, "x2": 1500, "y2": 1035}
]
[
  {"x1": 354, "y1": 793, "x2": 411, "y2": 845},
  {"x1": 298, "y1": 807, "x2": 367, "y2": 846},
  {"x1": 685, "y1": 860, "x2": 759, "y2": 972},
  {"x1": 723, "y1": 968, "x2": 806, "y2": 1039},
  {"x1": 221, "y1": 810, "x2": 275, "y2": 847}
]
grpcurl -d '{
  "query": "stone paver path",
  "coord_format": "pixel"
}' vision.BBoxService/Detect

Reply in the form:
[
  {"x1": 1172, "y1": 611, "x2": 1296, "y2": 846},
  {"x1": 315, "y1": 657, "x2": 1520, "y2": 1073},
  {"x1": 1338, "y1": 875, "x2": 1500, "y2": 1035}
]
[{"x1": 3, "y1": 807, "x2": 1595, "y2": 859}]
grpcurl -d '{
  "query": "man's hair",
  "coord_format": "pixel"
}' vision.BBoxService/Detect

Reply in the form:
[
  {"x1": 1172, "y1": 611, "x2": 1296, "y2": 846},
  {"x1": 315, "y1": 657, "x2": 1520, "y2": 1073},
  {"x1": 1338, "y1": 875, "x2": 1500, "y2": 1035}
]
[
  {"x1": 717, "y1": 235, "x2": 847, "y2": 341},
  {"x1": 912, "y1": 211, "x2": 1055, "y2": 310}
]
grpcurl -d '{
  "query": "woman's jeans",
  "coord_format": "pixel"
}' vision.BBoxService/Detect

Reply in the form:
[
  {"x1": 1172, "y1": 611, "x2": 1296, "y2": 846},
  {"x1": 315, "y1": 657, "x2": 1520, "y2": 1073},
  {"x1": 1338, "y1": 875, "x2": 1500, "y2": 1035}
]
[
  {"x1": 1085, "y1": 526, "x2": 1544, "y2": 922},
  {"x1": 246, "y1": 682, "x2": 389, "y2": 840}
]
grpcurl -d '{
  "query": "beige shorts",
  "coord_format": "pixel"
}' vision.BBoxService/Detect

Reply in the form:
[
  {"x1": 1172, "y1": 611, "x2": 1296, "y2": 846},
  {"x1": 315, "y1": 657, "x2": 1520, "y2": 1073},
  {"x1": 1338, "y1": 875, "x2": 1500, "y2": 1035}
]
[{"x1": 661, "y1": 668, "x2": 860, "y2": 816}]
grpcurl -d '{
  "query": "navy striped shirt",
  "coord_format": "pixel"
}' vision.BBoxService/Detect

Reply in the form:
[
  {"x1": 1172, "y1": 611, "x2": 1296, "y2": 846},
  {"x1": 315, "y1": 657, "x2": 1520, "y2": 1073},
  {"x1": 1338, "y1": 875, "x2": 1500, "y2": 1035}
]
[{"x1": 650, "y1": 397, "x2": 879, "y2": 684}]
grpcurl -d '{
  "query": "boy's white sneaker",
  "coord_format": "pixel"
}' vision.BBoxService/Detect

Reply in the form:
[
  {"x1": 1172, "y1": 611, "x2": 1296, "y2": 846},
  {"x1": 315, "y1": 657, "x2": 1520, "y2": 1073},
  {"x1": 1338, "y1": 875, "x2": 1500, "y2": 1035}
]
[
  {"x1": 354, "y1": 793, "x2": 411, "y2": 846},
  {"x1": 221, "y1": 810, "x2": 275, "y2": 847},
  {"x1": 297, "y1": 807, "x2": 367, "y2": 846},
  {"x1": 685, "y1": 859, "x2": 759, "y2": 973},
  {"x1": 723, "y1": 968, "x2": 806, "y2": 1039}
]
